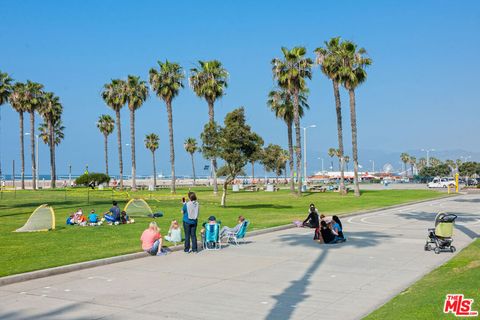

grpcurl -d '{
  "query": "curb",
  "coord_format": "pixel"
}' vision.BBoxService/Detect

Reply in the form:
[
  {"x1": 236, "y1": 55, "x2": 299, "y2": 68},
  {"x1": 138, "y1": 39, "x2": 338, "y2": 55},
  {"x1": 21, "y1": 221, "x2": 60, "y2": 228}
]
[{"x1": 0, "y1": 193, "x2": 458, "y2": 287}]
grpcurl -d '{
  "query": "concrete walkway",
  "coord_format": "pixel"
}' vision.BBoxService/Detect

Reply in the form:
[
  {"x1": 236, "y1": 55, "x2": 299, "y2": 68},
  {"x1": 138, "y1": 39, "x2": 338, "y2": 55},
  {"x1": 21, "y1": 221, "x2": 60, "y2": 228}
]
[{"x1": 1, "y1": 194, "x2": 479, "y2": 320}]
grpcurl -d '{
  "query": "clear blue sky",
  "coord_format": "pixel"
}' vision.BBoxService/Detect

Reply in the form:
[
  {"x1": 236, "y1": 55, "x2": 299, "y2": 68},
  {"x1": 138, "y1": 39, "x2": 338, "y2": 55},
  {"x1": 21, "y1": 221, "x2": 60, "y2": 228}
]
[{"x1": 1, "y1": 0, "x2": 479, "y2": 176}]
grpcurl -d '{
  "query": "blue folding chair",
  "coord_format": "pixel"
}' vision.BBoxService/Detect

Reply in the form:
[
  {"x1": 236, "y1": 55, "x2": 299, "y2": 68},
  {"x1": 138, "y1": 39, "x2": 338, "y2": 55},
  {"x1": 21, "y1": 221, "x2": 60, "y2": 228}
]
[
  {"x1": 224, "y1": 220, "x2": 249, "y2": 246},
  {"x1": 203, "y1": 223, "x2": 221, "y2": 250}
]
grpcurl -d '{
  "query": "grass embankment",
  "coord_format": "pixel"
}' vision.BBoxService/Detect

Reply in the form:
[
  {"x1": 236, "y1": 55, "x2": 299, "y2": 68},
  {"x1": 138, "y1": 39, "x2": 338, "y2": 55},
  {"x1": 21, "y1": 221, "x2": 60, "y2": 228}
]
[
  {"x1": 364, "y1": 239, "x2": 480, "y2": 319},
  {"x1": 0, "y1": 187, "x2": 443, "y2": 277}
]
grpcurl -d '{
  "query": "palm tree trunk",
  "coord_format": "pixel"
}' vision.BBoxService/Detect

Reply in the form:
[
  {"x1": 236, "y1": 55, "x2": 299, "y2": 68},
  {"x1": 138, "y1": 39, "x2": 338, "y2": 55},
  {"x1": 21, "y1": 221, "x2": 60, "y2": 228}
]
[
  {"x1": 48, "y1": 119, "x2": 55, "y2": 188},
  {"x1": 166, "y1": 101, "x2": 176, "y2": 194},
  {"x1": 116, "y1": 110, "x2": 123, "y2": 189},
  {"x1": 19, "y1": 112, "x2": 25, "y2": 189},
  {"x1": 191, "y1": 153, "x2": 196, "y2": 186},
  {"x1": 287, "y1": 120, "x2": 295, "y2": 192},
  {"x1": 130, "y1": 108, "x2": 136, "y2": 190},
  {"x1": 104, "y1": 133, "x2": 109, "y2": 176},
  {"x1": 208, "y1": 100, "x2": 218, "y2": 195},
  {"x1": 30, "y1": 111, "x2": 36, "y2": 190},
  {"x1": 333, "y1": 80, "x2": 346, "y2": 195},
  {"x1": 349, "y1": 89, "x2": 360, "y2": 197},
  {"x1": 293, "y1": 90, "x2": 302, "y2": 196},
  {"x1": 152, "y1": 150, "x2": 157, "y2": 188}
]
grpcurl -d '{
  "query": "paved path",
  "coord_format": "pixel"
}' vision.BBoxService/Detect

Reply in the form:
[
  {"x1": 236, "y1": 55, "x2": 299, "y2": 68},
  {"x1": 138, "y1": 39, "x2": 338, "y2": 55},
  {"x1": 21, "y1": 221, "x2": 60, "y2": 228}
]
[{"x1": 1, "y1": 195, "x2": 479, "y2": 320}]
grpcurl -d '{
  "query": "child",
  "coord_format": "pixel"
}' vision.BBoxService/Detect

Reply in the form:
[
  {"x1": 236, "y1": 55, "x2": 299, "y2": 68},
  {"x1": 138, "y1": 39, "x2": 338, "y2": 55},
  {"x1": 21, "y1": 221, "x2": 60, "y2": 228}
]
[
  {"x1": 140, "y1": 222, "x2": 166, "y2": 256},
  {"x1": 120, "y1": 211, "x2": 129, "y2": 224},
  {"x1": 73, "y1": 208, "x2": 84, "y2": 224},
  {"x1": 165, "y1": 220, "x2": 182, "y2": 244},
  {"x1": 88, "y1": 210, "x2": 99, "y2": 226},
  {"x1": 201, "y1": 216, "x2": 220, "y2": 249}
]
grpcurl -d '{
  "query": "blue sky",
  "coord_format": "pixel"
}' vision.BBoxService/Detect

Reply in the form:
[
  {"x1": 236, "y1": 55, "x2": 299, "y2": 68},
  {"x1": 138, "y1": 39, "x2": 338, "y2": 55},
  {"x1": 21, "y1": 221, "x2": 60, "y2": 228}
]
[{"x1": 0, "y1": 0, "x2": 479, "y2": 176}]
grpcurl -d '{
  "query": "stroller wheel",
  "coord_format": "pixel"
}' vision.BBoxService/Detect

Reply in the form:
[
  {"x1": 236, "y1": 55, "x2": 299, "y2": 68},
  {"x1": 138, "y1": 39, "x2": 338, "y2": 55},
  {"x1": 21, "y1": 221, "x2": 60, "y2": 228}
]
[
  {"x1": 450, "y1": 246, "x2": 456, "y2": 253},
  {"x1": 434, "y1": 247, "x2": 441, "y2": 254},
  {"x1": 424, "y1": 244, "x2": 431, "y2": 251}
]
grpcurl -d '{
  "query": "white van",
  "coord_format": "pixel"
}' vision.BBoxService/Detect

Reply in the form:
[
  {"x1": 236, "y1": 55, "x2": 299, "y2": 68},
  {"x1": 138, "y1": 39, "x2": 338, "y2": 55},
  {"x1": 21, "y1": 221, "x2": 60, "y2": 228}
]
[{"x1": 427, "y1": 177, "x2": 455, "y2": 188}]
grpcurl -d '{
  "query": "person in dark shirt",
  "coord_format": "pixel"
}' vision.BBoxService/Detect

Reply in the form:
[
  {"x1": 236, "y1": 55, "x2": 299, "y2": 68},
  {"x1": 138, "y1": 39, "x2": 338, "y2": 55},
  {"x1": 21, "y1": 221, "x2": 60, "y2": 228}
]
[
  {"x1": 104, "y1": 201, "x2": 121, "y2": 224},
  {"x1": 303, "y1": 203, "x2": 320, "y2": 228},
  {"x1": 320, "y1": 220, "x2": 336, "y2": 244}
]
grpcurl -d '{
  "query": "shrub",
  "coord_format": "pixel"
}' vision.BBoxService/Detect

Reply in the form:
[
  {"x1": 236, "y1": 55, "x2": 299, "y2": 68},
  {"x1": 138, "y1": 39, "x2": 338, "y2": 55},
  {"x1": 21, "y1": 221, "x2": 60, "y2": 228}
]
[{"x1": 75, "y1": 173, "x2": 110, "y2": 186}]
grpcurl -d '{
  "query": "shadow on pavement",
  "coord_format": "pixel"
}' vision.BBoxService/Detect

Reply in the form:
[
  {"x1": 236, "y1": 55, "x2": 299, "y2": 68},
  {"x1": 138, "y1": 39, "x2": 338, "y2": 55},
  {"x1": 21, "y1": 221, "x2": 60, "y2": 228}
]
[
  {"x1": 453, "y1": 198, "x2": 480, "y2": 203},
  {"x1": 0, "y1": 303, "x2": 92, "y2": 320},
  {"x1": 265, "y1": 229, "x2": 390, "y2": 320}
]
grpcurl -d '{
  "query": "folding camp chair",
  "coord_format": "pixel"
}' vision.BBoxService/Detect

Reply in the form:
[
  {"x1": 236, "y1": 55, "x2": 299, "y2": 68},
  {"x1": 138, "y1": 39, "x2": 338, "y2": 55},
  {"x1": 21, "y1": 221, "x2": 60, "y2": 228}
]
[
  {"x1": 203, "y1": 223, "x2": 221, "y2": 250},
  {"x1": 223, "y1": 220, "x2": 249, "y2": 246}
]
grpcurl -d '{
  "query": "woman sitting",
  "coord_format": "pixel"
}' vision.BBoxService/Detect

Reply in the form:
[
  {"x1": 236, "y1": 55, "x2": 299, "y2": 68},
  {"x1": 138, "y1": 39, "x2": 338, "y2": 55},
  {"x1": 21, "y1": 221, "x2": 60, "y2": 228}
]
[
  {"x1": 140, "y1": 222, "x2": 165, "y2": 256},
  {"x1": 331, "y1": 215, "x2": 346, "y2": 242},
  {"x1": 319, "y1": 220, "x2": 337, "y2": 244},
  {"x1": 303, "y1": 204, "x2": 319, "y2": 229}
]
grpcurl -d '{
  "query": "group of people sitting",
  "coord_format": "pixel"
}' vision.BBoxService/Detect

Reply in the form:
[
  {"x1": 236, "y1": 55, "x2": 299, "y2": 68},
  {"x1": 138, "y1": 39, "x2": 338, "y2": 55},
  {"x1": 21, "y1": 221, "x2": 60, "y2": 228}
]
[
  {"x1": 302, "y1": 203, "x2": 346, "y2": 244},
  {"x1": 140, "y1": 191, "x2": 248, "y2": 255},
  {"x1": 66, "y1": 201, "x2": 134, "y2": 226}
]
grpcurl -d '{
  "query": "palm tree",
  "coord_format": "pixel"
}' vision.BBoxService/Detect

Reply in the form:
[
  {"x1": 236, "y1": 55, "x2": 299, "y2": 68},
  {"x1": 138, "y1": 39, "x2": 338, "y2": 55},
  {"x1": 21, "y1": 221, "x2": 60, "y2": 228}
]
[
  {"x1": 344, "y1": 155, "x2": 350, "y2": 172},
  {"x1": 144, "y1": 133, "x2": 159, "y2": 188},
  {"x1": 409, "y1": 156, "x2": 417, "y2": 177},
  {"x1": 184, "y1": 138, "x2": 198, "y2": 186},
  {"x1": 189, "y1": 60, "x2": 228, "y2": 194},
  {"x1": 417, "y1": 157, "x2": 427, "y2": 171},
  {"x1": 315, "y1": 37, "x2": 347, "y2": 194},
  {"x1": 328, "y1": 148, "x2": 337, "y2": 171},
  {"x1": 24, "y1": 81, "x2": 44, "y2": 190},
  {"x1": 96, "y1": 115, "x2": 115, "y2": 176},
  {"x1": 0, "y1": 71, "x2": 13, "y2": 106},
  {"x1": 38, "y1": 120, "x2": 65, "y2": 146},
  {"x1": 9, "y1": 82, "x2": 27, "y2": 189},
  {"x1": 125, "y1": 75, "x2": 149, "y2": 190},
  {"x1": 38, "y1": 92, "x2": 63, "y2": 188},
  {"x1": 102, "y1": 79, "x2": 127, "y2": 189},
  {"x1": 400, "y1": 153, "x2": 410, "y2": 177},
  {"x1": 267, "y1": 88, "x2": 309, "y2": 192},
  {"x1": 272, "y1": 47, "x2": 313, "y2": 196},
  {"x1": 149, "y1": 60, "x2": 184, "y2": 194},
  {"x1": 339, "y1": 41, "x2": 372, "y2": 197}
]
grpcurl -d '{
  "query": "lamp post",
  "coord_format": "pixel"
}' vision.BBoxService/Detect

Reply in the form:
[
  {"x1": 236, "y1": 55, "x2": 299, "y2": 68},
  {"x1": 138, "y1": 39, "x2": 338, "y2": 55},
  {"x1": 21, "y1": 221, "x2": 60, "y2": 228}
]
[
  {"x1": 25, "y1": 133, "x2": 39, "y2": 186},
  {"x1": 302, "y1": 125, "x2": 316, "y2": 185},
  {"x1": 369, "y1": 160, "x2": 375, "y2": 172},
  {"x1": 318, "y1": 157, "x2": 324, "y2": 173},
  {"x1": 421, "y1": 148, "x2": 435, "y2": 167},
  {"x1": 125, "y1": 144, "x2": 132, "y2": 180}
]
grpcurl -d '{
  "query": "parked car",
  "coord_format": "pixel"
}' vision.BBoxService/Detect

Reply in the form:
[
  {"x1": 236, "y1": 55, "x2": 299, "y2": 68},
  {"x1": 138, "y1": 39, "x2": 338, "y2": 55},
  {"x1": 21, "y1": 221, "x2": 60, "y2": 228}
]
[
  {"x1": 466, "y1": 178, "x2": 479, "y2": 187},
  {"x1": 427, "y1": 177, "x2": 455, "y2": 188}
]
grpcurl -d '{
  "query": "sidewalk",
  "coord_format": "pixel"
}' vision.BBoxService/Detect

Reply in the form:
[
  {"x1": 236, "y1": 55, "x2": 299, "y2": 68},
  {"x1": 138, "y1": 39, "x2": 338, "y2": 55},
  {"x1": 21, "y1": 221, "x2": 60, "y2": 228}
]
[{"x1": 0, "y1": 194, "x2": 478, "y2": 319}]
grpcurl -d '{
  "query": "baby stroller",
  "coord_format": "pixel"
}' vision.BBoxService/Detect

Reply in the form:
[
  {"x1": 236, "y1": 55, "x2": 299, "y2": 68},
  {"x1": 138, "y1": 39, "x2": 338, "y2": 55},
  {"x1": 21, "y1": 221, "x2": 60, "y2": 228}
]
[{"x1": 425, "y1": 212, "x2": 457, "y2": 254}]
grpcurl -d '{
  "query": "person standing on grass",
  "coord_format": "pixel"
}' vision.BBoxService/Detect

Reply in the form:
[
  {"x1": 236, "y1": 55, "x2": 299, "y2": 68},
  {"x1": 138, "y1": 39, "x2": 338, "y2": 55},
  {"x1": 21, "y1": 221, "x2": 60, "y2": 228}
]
[{"x1": 182, "y1": 192, "x2": 199, "y2": 253}]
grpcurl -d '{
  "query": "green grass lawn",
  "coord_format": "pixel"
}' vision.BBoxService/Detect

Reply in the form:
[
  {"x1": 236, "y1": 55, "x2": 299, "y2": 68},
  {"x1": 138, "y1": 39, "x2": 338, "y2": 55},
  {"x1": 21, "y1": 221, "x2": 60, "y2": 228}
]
[
  {"x1": 364, "y1": 239, "x2": 480, "y2": 320},
  {"x1": 0, "y1": 187, "x2": 444, "y2": 277}
]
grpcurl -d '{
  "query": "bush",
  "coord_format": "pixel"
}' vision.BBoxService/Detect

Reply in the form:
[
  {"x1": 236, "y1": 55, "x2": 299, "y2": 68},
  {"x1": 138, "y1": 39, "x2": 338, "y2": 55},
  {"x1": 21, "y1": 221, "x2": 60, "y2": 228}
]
[{"x1": 75, "y1": 172, "x2": 110, "y2": 186}]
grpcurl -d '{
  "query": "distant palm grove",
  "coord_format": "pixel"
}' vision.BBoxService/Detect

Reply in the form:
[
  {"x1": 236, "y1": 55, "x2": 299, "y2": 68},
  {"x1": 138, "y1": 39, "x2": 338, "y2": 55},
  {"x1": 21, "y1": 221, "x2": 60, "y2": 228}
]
[{"x1": 0, "y1": 37, "x2": 371, "y2": 197}]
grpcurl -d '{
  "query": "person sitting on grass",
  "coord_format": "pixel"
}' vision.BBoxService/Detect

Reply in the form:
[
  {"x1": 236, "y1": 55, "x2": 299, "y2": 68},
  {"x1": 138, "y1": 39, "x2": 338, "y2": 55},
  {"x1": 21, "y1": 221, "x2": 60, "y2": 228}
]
[
  {"x1": 120, "y1": 210, "x2": 131, "y2": 224},
  {"x1": 165, "y1": 220, "x2": 182, "y2": 244},
  {"x1": 319, "y1": 220, "x2": 337, "y2": 244},
  {"x1": 140, "y1": 221, "x2": 166, "y2": 256},
  {"x1": 331, "y1": 215, "x2": 346, "y2": 242},
  {"x1": 220, "y1": 215, "x2": 245, "y2": 239},
  {"x1": 72, "y1": 208, "x2": 85, "y2": 225},
  {"x1": 103, "y1": 201, "x2": 121, "y2": 225},
  {"x1": 88, "y1": 209, "x2": 99, "y2": 226}
]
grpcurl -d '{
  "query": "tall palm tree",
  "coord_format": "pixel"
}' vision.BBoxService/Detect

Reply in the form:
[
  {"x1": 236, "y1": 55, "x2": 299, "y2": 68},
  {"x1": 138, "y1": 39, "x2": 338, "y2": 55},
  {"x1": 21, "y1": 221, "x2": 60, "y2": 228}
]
[
  {"x1": 102, "y1": 79, "x2": 127, "y2": 189},
  {"x1": 184, "y1": 137, "x2": 198, "y2": 186},
  {"x1": 38, "y1": 92, "x2": 63, "y2": 188},
  {"x1": 144, "y1": 133, "x2": 159, "y2": 188},
  {"x1": 409, "y1": 156, "x2": 417, "y2": 177},
  {"x1": 268, "y1": 88, "x2": 309, "y2": 192},
  {"x1": 149, "y1": 60, "x2": 184, "y2": 193},
  {"x1": 189, "y1": 60, "x2": 228, "y2": 194},
  {"x1": 24, "y1": 81, "x2": 44, "y2": 190},
  {"x1": 125, "y1": 75, "x2": 149, "y2": 190},
  {"x1": 339, "y1": 41, "x2": 372, "y2": 197},
  {"x1": 400, "y1": 153, "x2": 410, "y2": 177},
  {"x1": 9, "y1": 82, "x2": 27, "y2": 189},
  {"x1": 0, "y1": 71, "x2": 13, "y2": 106},
  {"x1": 272, "y1": 47, "x2": 313, "y2": 196},
  {"x1": 315, "y1": 38, "x2": 347, "y2": 194},
  {"x1": 96, "y1": 114, "x2": 115, "y2": 176}
]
